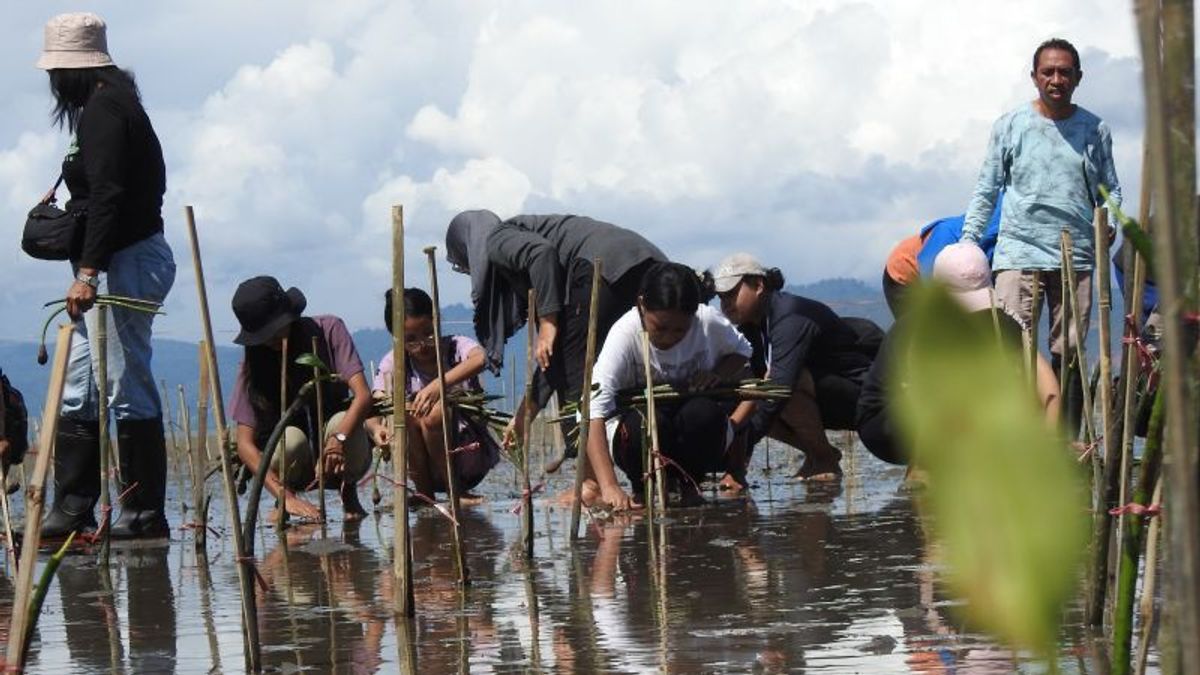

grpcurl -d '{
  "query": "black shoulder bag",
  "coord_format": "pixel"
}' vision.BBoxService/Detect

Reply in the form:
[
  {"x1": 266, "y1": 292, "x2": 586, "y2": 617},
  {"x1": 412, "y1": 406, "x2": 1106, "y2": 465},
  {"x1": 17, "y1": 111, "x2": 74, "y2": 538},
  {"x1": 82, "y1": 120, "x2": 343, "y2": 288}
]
[{"x1": 21, "y1": 175, "x2": 86, "y2": 261}]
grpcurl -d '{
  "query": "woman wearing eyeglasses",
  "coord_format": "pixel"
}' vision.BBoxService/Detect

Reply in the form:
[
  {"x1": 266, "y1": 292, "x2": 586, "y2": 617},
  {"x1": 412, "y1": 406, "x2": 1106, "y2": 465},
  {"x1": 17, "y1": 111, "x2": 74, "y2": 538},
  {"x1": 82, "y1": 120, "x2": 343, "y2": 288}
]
[{"x1": 367, "y1": 288, "x2": 500, "y2": 504}]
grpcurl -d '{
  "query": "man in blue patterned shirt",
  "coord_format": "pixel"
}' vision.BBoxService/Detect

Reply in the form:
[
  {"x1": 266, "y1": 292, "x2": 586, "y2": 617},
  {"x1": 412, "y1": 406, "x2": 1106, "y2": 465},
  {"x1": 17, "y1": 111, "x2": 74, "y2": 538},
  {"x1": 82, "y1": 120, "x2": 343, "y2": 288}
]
[{"x1": 961, "y1": 38, "x2": 1121, "y2": 435}]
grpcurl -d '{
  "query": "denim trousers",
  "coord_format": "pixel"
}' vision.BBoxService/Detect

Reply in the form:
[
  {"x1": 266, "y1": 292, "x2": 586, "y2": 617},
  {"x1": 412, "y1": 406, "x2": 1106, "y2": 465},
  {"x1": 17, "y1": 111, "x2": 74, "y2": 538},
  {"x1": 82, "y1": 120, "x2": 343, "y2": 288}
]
[{"x1": 60, "y1": 233, "x2": 176, "y2": 421}]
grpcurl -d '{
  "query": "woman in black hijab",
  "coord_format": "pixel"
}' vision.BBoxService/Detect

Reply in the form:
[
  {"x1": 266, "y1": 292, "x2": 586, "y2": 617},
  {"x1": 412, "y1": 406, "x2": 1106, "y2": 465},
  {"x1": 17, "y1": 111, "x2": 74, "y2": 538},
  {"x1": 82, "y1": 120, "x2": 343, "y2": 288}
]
[{"x1": 445, "y1": 210, "x2": 667, "y2": 451}]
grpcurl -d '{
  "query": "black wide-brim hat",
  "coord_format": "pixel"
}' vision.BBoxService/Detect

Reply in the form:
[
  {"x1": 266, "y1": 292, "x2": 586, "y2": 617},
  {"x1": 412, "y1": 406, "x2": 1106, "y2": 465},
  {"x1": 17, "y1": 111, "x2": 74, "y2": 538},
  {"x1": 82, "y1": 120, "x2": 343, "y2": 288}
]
[{"x1": 232, "y1": 276, "x2": 307, "y2": 346}]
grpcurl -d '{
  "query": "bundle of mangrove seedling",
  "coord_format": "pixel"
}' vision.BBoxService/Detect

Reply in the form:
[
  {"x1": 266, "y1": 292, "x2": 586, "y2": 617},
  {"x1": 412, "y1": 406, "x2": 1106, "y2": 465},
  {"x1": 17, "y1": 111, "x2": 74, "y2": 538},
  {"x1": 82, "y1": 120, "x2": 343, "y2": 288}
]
[
  {"x1": 545, "y1": 378, "x2": 791, "y2": 453},
  {"x1": 37, "y1": 295, "x2": 164, "y2": 364},
  {"x1": 373, "y1": 390, "x2": 513, "y2": 433}
]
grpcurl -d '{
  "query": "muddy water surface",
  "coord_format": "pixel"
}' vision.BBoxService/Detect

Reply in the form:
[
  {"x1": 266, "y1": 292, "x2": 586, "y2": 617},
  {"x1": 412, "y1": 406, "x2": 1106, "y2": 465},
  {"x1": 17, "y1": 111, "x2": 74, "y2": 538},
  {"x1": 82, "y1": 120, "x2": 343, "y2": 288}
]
[{"x1": 3, "y1": 444, "x2": 1131, "y2": 673}]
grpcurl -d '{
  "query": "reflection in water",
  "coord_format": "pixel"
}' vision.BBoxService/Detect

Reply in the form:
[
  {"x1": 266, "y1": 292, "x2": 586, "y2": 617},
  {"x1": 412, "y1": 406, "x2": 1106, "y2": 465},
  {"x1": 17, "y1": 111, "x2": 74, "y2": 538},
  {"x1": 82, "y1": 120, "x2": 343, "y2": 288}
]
[{"x1": 6, "y1": 454, "x2": 1118, "y2": 673}]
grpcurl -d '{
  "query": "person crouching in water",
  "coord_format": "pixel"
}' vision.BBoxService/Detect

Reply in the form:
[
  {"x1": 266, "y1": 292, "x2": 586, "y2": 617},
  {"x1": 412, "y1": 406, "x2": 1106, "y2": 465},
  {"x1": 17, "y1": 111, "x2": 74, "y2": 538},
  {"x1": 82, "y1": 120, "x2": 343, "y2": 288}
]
[
  {"x1": 228, "y1": 276, "x2": 373, "y2": 520},
  {"x1": 366, "y1": 288, "x2": 500, "y2": 505},
  {"x1": 711, "y1": 254, "x2": 877, "y2": 485},
  {"x1": 582, "y1": 262, "x2": 754, "y2": 511}
]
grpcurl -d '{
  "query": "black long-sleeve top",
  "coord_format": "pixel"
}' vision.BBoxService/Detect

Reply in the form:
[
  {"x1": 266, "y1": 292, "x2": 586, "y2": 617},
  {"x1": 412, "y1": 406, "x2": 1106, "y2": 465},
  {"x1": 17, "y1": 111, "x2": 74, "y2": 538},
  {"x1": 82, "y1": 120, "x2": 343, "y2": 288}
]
[
  {"x1": 744, "y1": 292, "x2": 874, "y2": 441},
  {"x1": 62, "y1": 85, "x2": 165, "y2": 271},
  {"x1": 487, "y1": 214, "x2": 666, "y2": 319}
]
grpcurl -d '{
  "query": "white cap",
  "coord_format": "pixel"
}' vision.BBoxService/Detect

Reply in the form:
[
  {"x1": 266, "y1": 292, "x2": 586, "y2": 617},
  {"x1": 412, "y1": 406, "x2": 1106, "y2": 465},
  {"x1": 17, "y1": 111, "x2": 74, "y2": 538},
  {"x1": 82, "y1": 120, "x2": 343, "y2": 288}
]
[
  {"x1": 932, "y1": 243, "x2": 994, "y2": 312},
  {"x1": 37, "y1": 13, "x2": 114, "y2": 70},
  {"x1": 710, "y1": 252, "x2": 769, "y2": 293}
]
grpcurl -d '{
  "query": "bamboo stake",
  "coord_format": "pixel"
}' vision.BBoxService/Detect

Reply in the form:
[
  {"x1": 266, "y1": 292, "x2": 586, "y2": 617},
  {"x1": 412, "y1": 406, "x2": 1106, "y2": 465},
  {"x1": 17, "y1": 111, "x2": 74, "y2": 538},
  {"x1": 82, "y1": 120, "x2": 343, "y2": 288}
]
[
  {"x1": 423, "y1": 246, "x2": 469, "y2": 584},
  {"x1": 0, "y1": 375, "x2": 17, "y2": 575},
  {"x1": 184, "y1": 205, "x2": 261, "y2": 671},
  {"x1": 1147, "y1": 0, "x2": 1200, "y2": 664},
  {"x1": 193, "y1": 343, "x2": 211, "y2": 552},
  {"x1": 1061, "y1": 232, "x2": 1099, "y2": 444},
  {"x1": 312, "y1": 336, "x2": 327, "y2": 530},
  {"x1": 1058, "y1": 265, "x2": 1071, "y2": 410},
  {"x1": 1134, "y1": 477, "x2": 1165, "y2": 675},
  {"x1": 640, "y1": 332, "x2": 667, "y2": 513},
  {"x1": 1111, "y1": 387, "x2": 1166, "y2": 675},
  {"x1": 391, "y1": 205, "x2": 414, "y2": 617},
  {"x1": 277, "y1": 335, "x2": 288, "y2": 532},
  {"x1": 522, "y1": 289, "x2": 537, "y2": 560},
  {"x1": 178, "y1": 385, "x2": 204, "y2": 553},
  {"x1": 570, "y1": 260, "x2": 603, "y2": 541},
  {"x1": 1115, "y1": 249, "x2": 1148, "y2": 602},
  {"x1": 96, "y1": 305, "x2": 112, "y2": 566},
  {"x1": 1086, "y1": 207, "x2": 1114, "y2": 627},
  {"x1": 4, "y1": 323, "x2": 72, "y2": 671}
]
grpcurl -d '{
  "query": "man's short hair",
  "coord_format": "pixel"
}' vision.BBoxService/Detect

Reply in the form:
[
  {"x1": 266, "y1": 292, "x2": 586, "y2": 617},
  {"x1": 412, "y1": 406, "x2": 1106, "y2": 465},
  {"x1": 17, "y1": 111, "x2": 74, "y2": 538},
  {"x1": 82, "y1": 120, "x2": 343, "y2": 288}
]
[{"x1": 1032, "y1": 38, "x2": 1081, "y2": 73}]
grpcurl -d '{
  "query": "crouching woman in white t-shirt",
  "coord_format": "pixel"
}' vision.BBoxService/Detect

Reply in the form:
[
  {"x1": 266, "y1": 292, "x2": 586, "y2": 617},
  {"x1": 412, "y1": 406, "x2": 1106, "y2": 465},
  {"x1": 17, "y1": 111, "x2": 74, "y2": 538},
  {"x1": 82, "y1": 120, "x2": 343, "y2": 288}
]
[{"x1": 583, "y1": 262, "x2": 754, "y2": 511}]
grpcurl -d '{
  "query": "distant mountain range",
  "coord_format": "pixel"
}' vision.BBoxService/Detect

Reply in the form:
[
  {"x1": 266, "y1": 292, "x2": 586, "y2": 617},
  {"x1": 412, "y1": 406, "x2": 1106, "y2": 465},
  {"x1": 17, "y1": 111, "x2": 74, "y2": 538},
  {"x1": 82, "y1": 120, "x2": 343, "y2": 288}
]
[{"x1": 0, "y1": 276, "x2": 1129, "y2": 424}]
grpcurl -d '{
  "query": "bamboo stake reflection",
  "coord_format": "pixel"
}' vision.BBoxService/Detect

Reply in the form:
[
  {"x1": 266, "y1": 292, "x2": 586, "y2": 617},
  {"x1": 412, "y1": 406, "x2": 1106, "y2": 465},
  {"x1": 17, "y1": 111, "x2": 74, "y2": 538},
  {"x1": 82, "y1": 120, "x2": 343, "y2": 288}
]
[
  {"x1": 424, "y1": 246, "x2": 470, "y2": 585},
  {"x1": 195, "y1": 554, "x2": 223, "y2": 673},
  {"x1": 185, "y1": 205, "x2": 261, "y2": 671},
  {"x1": 96, "y1": 305, "x2": 112, "y2": 566}
]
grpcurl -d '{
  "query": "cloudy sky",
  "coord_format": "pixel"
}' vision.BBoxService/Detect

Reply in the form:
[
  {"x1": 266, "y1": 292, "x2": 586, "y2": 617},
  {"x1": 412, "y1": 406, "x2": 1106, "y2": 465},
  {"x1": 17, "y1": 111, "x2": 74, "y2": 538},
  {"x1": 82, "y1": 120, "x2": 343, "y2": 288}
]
[{"x1": 0, "y1": 1, "x2": 1144, "y2": 344}]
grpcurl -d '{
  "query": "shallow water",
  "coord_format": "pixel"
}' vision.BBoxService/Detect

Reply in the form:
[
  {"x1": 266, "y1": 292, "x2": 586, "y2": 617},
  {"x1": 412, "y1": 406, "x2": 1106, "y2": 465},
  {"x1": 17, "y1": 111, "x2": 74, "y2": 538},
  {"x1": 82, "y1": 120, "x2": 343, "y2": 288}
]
[{"x1": 1, "y1": 441, "x2": 1152, "y2": 673}]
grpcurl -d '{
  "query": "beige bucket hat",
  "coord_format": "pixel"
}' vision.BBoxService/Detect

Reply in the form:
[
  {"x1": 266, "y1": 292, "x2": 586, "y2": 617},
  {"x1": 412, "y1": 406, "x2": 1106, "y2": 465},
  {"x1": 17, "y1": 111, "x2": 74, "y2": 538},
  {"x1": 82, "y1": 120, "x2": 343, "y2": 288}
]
[{"x1": 36, "y1": 13, "x2": 114, "y2": 70}]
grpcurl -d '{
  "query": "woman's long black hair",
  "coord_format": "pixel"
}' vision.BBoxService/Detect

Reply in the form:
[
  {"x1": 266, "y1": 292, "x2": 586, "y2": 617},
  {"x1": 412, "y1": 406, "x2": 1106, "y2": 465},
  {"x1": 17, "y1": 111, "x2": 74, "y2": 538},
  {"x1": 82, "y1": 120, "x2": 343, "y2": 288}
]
[
  {"x1": 639, "y1": 262, "x2": 704, "y2": 313},
  {"x1": 243, "y1": 318, "x2": 349, "y2": 444},
  {"x1": 49, "y1": 66, "x2": 141, "y2": 132}
]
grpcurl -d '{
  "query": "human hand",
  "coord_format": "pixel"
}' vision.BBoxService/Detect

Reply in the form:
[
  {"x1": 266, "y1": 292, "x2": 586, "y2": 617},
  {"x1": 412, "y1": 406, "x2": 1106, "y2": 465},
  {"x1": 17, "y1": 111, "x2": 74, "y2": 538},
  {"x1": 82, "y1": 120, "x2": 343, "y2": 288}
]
[
  {"x1": 284, "y1": 493, "x2": 322, "y2": 520},
  {"x1": 412, "y1": 381, "x2": 442, "y2": 418},
  {"x1": 502, "y1": 417, "x2": 525, "y2": 449},
  {"x1": 322, "y1": 436, "x2": 347, "y2": 478},
  {"x1": 599, "y1": 482, "x2": 641, "y2": 513},
  {"x1": 535, "y1": 318, "x2": 557, "y2": 370},
  {"x1": 369, "y1": 421, "x2": 391, "y2": 448},
  {"x1": 66, "y1": 280, "x2": 97, "y2": 319},
  {"x1": 689, "y1": 370, "x2": 722, "y2": 391}
]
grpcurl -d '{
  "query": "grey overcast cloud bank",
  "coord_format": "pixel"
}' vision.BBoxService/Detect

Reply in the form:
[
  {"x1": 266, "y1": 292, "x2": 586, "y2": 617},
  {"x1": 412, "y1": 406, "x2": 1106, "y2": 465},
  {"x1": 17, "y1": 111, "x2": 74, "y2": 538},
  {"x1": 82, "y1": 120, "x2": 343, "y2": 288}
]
[{"x1": 1, "y1": 1, "x2": 1142, "y2": 344}]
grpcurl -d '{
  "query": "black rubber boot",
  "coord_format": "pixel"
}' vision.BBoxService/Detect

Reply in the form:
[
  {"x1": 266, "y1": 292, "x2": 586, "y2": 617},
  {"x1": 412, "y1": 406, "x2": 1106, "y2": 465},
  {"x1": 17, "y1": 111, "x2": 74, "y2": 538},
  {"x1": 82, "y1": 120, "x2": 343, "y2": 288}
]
[
  {"x1": 110, "y1": 417, "x2": 169, "y2": 539},
  {"x1": 1051, "y1": 354, "x2": 1084, "y2": 440},
  {"x1": 40, "y1": 417, "x2": 100, "y2": 539}
]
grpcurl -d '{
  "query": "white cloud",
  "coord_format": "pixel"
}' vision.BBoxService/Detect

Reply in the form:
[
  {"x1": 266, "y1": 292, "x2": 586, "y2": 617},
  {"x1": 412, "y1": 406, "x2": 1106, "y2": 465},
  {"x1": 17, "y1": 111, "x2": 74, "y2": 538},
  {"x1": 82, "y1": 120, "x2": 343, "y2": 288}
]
[{"x1": 0, "y1": 0, "x2": 1146, "y2": 342}]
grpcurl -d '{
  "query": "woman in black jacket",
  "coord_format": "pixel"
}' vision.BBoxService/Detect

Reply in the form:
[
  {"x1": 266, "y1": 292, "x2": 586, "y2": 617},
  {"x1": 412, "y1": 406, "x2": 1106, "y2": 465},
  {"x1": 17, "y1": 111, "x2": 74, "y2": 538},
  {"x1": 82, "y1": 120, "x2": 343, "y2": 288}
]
[
  {"x1": 445, "y1": 210, "x2": 666, "y2": 451},
  {"x1": 36, "y1": 13, "x2": 176, "y2": 539}
]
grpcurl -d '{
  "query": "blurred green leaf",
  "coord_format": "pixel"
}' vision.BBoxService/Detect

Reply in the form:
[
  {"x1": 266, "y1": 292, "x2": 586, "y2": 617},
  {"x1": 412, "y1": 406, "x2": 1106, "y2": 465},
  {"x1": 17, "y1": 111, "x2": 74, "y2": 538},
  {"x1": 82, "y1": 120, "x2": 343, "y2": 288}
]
[
  {"x1": 295, "y1": 353, "x2": 329, "y2": 372},
  {"x1": 890, "y1": 284, "x2": 1088, "y2": 657},
  {"x1": 1100, "y1": 184, "x2": 1156, "y2": 279}
]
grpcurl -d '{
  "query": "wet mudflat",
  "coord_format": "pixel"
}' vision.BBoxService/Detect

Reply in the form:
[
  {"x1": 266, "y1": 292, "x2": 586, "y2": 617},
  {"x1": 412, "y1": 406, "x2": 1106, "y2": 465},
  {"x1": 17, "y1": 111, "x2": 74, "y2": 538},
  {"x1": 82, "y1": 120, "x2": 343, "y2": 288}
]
[{"x1": 2, "y1": 443, "x2": 1145, "y2": 673}]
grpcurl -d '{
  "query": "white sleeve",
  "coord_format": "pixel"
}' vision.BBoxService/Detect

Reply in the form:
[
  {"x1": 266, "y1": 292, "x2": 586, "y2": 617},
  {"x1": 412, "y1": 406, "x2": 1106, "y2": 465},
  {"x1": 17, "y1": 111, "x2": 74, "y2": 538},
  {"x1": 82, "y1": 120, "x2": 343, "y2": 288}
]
[
  {"x1": 703, "y1": 305, "x2": 753, "y2": 358},
  {"x1": 587, "y1": 312, "x2": 638, "y2": 420}
]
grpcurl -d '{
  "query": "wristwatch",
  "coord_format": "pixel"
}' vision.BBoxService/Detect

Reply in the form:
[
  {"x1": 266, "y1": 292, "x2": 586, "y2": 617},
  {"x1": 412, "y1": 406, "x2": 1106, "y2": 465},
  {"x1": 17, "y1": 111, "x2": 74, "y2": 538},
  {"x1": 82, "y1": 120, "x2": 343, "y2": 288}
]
[
  {"x1": 75, "y1": 271, "x2": 100, "y2": 288},
  {"x1": 333, "y1": 432, "x2": 348, "y2": 444}
]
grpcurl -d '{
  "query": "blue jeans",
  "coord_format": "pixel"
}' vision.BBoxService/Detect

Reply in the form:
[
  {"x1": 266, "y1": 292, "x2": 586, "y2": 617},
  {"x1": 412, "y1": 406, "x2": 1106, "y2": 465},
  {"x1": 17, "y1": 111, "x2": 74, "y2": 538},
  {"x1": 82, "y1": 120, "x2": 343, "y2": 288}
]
[{"x1": 61, "y1": 234, "x2": 176, "y2": 421}]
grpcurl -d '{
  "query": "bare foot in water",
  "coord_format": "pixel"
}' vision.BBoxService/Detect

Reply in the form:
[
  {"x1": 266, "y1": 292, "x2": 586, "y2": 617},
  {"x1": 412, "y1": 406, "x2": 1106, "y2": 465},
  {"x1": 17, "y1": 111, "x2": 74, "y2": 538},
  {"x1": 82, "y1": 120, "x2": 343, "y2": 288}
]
[
  {"x1": 550, "y1": 479, "x2": 601, "y2": 507},
  {"x1": 718, "y1": 472, "x2": 746, "y2": 493},
  {"x1": 793, "y1": 449, "x2": 843, "y2": 482}
]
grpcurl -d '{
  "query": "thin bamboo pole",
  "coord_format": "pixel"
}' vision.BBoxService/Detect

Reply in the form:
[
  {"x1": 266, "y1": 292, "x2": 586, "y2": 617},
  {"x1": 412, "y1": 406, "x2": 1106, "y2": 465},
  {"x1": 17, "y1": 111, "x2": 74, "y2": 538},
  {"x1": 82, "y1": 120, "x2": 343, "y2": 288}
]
[
  {"x1": 1061, "y1": 231, "x2": 1098, "y2": 444},
  {"x1": 1111, "y1": 388, "x2": 1166, "y2": 675},
  {"x1": 1134, "y1": 477, "x2": 1165, "y2": 675},
  {"x1": 312, "y1": 336, "x2": 327, "y2": 530},
  {"x1": 4, "y1": 323, "x2": 72, "y2": 671},
  {"x1": 1149, "y1": 0, "x2": 1200, "y2": 665},
  {"x1": 423, "y1": 246, "x2": 469, "y2": 584},
  {"x1": 179, "y1": 384, "x2": 205, "y2": 553},
  {"x1": 570, "y1": 260, "x2": 603, "y2": 541},
  {"x1": 0, "y1": 375, "x2": 17, "y2": 574},
  {"x1": 277, "y1": 336, "x2": 288, "y2": 532},
  {"x1": 1115, "y1": 250, "x2": 1148, "y2": 605},
  {"x1": 1087, "y1": 207, "x2": 1114, "y2": 626},
  {"x1": 390, "y1": 205, "x2": 414, "y2": 617},
  {"x1": 96, "y1": 305, "x2": 112, "y2": 566},
  {"x1": 193, "y1": 343, "x2": 211, "y2": 552},
  {"x1": 522, "y1": 289, "x2": 537, "y2": 559},
  {"x1": 640, "y1": 333, "x2": 667, "y2": 513},
  {"x1": 184, "y1": 205, "x2": 261, "y2": 671}
]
